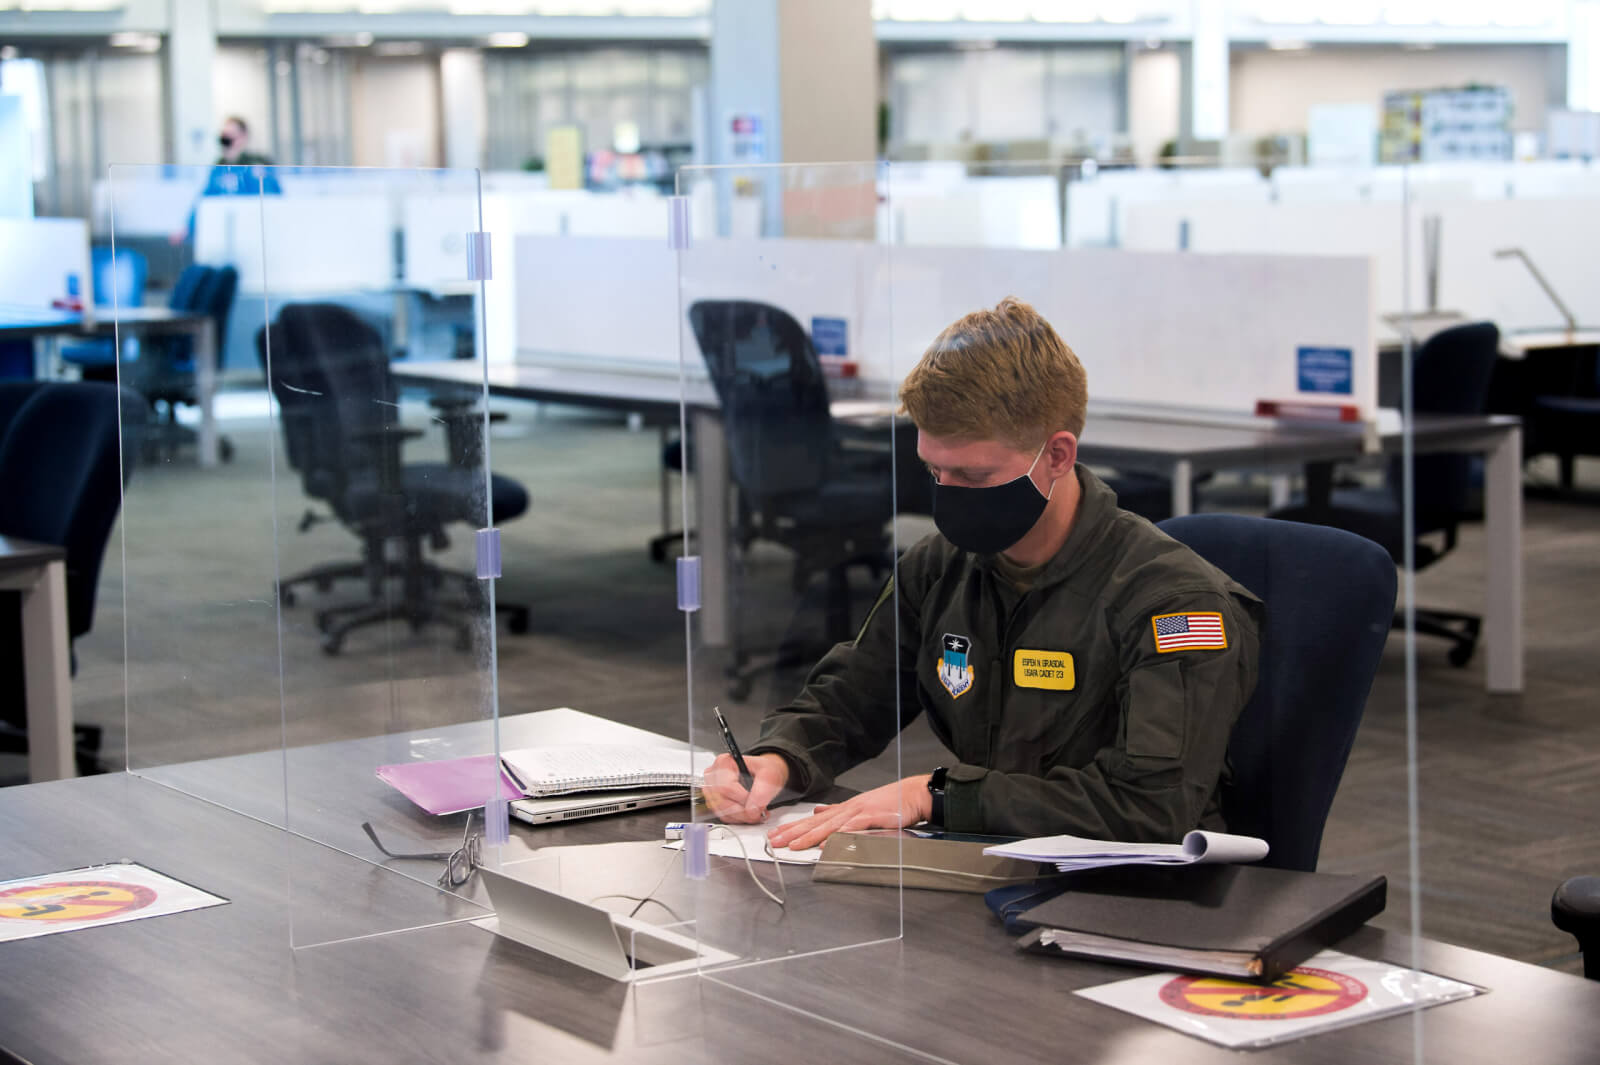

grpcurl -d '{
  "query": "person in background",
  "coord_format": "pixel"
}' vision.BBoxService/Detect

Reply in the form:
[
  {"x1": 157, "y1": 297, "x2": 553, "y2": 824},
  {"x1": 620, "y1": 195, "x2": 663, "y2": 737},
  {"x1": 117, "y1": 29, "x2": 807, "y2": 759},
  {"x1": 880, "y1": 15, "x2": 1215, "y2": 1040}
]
[
  {"x1": 177, "y1": 116, "x2": 280, "y2": 243},
  {"x1": 701, "y1": 297, "x2": 1263, "y2": 851}
]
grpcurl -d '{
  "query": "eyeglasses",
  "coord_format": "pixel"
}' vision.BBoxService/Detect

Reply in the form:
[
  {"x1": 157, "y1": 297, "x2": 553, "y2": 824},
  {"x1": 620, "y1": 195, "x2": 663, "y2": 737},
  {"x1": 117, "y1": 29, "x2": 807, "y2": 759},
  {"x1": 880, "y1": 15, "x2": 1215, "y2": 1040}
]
[{"x1": 361, "y1": 811, "x2": 483, "y2": 889}]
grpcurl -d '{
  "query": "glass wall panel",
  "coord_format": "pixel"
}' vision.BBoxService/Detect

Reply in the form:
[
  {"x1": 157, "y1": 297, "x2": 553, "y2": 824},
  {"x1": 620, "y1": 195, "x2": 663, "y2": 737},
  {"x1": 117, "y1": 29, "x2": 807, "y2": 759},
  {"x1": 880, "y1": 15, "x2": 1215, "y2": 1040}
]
[
  {"x1": 675, "y1": 162, "x2": 906, "y2": 1000},
  {"x1": 111, "y1": 164, "x2": 504, "y2": 949}
]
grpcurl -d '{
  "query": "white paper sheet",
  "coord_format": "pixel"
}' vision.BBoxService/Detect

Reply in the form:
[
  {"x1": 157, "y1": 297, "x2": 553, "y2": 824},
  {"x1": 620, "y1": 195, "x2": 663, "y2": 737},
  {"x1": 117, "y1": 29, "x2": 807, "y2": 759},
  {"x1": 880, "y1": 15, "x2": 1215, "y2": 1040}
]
[
  {"x1": 664, "y1": 808, "x2": 823, "y2": 865},
  {"x1": 0, "y1": 862, "x2": 228, "y2": 943},
  {"x1": 984, "y1": 829, "x2": 1269, "y2": 871},
  {"x1": 1073, "y1": 949, "x2": 1481, "y2": 1049}
]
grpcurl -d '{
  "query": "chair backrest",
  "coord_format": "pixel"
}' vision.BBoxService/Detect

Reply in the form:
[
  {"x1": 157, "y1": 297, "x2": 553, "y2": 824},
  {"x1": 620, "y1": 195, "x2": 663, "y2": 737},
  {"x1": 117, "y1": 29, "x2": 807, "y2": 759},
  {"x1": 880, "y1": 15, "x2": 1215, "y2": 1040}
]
[
  {"x1": 687, "y1": 300, "x2": 835, "y2": 502},
  {"x1": 1396, "y1": 321, "x2": 1501, "y2": 530},
  {"x1": 258, "y1": 302, "x2": 394, "y2": 499},
  {"x1": 0, "y1": 382, "x2": 133, "y2": 639},
  {"x1": 168, "y1": 264, "x2": 211, "y2": 312},
  {"x1": 91, "y1": 246, "x2": 148, "y2": 310},
  {"x1": 0, "y1": 381, "x2": 46, "y2": 440},
  {"x1": 1157, "y1": 514, "x2": 1397, "y2": 872}
]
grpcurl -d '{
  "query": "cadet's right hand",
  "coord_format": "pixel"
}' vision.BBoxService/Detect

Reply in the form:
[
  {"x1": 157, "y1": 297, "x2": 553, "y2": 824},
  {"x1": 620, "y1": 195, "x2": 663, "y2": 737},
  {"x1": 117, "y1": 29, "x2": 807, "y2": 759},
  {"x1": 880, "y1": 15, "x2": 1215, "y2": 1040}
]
[{"x1": 701, "y1": 752, "x2": 790, "y2": 824}]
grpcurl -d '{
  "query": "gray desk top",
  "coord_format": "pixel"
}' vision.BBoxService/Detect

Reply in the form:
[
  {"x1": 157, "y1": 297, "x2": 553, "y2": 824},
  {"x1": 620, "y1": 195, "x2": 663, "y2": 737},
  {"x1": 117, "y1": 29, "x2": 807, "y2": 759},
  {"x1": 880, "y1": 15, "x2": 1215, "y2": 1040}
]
[
  {"x1": 3, "y1": 713, "x2": 1596, "y2": 1065},
  {"x1": 392, "y1": 359, "x2": 717, "y2": 417},
  {"x1": 0, "y1": 306, "x2": 208, "y2": 342},
  {"x1": 0, "y1": 534, "x2": 65, "y2": 574}
]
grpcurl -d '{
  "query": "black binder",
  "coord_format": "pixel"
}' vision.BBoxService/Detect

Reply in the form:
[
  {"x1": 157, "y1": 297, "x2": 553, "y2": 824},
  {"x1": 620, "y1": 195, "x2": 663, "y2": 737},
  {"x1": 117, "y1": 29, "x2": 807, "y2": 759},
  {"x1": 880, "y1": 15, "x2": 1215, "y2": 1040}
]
[{"x1": 1014, "y1": 864, "x2": 1386, "y2": 983}]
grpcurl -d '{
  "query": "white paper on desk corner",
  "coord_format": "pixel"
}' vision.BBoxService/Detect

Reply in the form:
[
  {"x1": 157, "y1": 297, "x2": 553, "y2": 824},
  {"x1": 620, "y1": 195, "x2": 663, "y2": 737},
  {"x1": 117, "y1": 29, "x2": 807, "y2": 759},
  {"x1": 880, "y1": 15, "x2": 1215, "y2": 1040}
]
[
  {"x1": 663, "y1": 808, "x2": 823, "y2": 865},
  {"x1": 983, "y1": 829, "x2": 1268, "y2": 871}
]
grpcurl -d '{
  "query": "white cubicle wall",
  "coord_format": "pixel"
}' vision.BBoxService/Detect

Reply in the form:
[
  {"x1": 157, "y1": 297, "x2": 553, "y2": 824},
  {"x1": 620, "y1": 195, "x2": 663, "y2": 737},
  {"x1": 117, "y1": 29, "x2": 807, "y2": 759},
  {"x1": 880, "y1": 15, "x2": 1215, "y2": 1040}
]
[
  {"x1": 195, "y1": 195, "x2": 394, "y2": 293},
  {"x1": 507, "y1": 231, "x2": 1376, "y2": 421},
  {"x1": 0, "y1": 216, "x2": 92, "y2": 310},
  {"x1": 1118, "y1": 195, "x2": 1600, "y2": 333}
]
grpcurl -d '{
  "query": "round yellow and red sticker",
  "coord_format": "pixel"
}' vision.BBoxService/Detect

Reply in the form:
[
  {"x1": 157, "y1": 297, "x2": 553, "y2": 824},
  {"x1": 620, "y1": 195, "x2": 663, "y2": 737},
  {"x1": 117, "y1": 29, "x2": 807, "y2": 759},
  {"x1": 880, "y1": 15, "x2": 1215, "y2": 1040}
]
[
  {"x1": 0, "y1": 880, "x2": 158, "y2": 923},
  {"x1": 1159, "y1": 966, "x2": 1368, "y2": 1020}
]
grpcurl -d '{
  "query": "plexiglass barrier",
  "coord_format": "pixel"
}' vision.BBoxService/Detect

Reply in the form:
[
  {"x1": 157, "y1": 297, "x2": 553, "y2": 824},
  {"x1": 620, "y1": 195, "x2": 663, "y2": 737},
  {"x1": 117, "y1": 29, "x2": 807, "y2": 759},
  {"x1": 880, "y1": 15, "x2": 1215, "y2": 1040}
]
[
  {"x1": 676, "y1": 162, "x2": 907, "y2": 990},
  {"x1": 109, "y1": 164, "x2": 505, "y2": 948}
]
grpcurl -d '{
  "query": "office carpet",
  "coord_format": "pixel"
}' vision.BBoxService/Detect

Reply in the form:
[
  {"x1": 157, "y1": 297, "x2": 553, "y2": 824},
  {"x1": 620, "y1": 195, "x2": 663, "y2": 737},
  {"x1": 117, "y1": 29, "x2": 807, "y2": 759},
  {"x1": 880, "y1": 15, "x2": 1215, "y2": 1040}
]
[{"x1": 10, "y1": 396, "x2": 1597, "y2": 979}]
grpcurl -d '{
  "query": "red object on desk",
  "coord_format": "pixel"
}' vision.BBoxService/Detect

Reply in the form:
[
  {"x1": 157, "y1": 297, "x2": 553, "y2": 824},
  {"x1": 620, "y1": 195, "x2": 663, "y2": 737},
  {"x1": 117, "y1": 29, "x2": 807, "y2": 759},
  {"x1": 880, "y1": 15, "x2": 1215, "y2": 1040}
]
[{"x1": 1255, "y1": 399, "x2": 1362, "y2": 422}]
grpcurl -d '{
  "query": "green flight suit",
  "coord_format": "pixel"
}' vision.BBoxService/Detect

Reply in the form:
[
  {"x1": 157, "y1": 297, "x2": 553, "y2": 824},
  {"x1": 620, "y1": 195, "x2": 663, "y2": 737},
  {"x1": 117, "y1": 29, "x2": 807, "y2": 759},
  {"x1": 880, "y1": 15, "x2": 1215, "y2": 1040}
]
[{"x1": 747, "y1": 465, "x2": 1263, "y2": 842}]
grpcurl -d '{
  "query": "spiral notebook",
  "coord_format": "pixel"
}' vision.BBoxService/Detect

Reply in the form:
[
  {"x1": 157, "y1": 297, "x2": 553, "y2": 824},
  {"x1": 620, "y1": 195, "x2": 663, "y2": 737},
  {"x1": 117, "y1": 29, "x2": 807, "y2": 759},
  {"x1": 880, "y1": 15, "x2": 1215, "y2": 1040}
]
[{"x1": 500, "y1": 745, "x2": 713, "y2": 798}]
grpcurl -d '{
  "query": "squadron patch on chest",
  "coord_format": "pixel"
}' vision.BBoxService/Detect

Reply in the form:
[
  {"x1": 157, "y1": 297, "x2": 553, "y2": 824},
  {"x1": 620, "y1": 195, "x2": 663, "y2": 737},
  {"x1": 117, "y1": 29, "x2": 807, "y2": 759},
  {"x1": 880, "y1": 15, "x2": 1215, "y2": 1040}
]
[{"x1": 937, "y1": 633, "x2": 975, "y2": 699}]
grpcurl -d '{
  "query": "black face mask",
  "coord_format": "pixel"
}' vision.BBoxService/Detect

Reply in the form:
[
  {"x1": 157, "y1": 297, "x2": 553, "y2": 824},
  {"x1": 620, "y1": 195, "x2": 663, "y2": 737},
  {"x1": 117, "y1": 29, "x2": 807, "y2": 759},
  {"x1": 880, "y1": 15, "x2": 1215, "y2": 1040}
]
[
  {"x1": 931, "y1": 443, "x2": 1054, "y2": 555},
  {"x1": 219, "y1": 134, "x2": 235, "y2": 149}
]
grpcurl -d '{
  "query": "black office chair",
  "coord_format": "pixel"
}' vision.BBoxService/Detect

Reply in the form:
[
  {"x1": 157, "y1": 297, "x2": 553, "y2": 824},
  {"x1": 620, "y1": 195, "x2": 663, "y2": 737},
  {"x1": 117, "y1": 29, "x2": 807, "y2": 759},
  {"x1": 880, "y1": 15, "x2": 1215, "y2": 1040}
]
[
  {"x1": 0, "y1": 381, "x2": 139, "y2": 775},
  {"x1": 134, "y1": 264, "x2": 238, "y2": 464},
  {"x1": 688, "y1": 300, "x2": 893, "y2": 701},
  {"x1": 1269, "y1": 321, "x2": 1501, "y2": 667},
  {"x1": 1159, "y1": 515, "x2": 1397, "y2": 872},
  {"x1": 259, "y1": 303, "x2": 530, "y2": 655},
  {"x1": 1552, "y1": 876, "x2": 1600, "y2": 980}
]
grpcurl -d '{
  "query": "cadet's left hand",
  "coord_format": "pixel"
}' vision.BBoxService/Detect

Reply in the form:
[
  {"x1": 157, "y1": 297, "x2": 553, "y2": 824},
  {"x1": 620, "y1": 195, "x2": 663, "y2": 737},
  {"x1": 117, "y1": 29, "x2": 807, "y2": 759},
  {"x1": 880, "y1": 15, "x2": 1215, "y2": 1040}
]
[{"x1": 766, "y1": 775, "x2": 933, "y2": 852}]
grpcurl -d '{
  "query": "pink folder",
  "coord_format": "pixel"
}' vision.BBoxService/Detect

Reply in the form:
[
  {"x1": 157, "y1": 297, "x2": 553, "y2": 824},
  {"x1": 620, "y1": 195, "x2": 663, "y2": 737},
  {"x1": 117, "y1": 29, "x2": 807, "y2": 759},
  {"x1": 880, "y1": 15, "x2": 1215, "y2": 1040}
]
[{"x1": 376, "y1": 755, "x2": 521, "y2": 816}]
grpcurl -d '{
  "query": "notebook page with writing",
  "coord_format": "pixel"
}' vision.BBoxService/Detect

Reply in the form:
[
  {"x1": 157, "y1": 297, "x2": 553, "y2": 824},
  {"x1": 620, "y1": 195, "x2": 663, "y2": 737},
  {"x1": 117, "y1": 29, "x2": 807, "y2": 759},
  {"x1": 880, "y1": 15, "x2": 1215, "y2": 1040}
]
[{"x1": 501, "y1": 745, "x2": 715, "y2": 797}]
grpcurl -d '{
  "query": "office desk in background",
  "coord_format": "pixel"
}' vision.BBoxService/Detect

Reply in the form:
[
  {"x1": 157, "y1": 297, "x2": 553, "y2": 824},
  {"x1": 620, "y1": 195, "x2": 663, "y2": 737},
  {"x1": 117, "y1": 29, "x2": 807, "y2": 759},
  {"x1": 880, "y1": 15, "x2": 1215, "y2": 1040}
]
[
  {"x1": 0, "y1": 536, "x2": 71, "y2": 783},
  {"x1": 2, "y1": 708, "x2": 1598, "y2": 1065},
  {"x1": 391, "y1": 358, "x2": 868, "y2": 653},
  {"x1": 0, "y1": 306, "x2": 221, "y2": 468}
]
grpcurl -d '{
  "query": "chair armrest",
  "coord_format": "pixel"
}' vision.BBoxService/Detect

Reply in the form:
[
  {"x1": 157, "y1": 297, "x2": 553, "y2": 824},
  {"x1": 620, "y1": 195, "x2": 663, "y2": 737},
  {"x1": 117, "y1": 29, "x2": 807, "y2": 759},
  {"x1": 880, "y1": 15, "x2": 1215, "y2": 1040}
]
[{"x1": 429, "y1": 395, "x2": 504, "y2": 467}]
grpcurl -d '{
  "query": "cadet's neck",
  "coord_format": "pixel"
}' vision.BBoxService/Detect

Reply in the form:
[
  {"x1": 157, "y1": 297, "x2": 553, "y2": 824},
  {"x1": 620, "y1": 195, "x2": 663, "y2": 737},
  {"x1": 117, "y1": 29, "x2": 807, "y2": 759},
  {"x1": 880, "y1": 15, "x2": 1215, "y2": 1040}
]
[{"x1": 1001, "y1": 467, "x2": 1081, "y2": 569}]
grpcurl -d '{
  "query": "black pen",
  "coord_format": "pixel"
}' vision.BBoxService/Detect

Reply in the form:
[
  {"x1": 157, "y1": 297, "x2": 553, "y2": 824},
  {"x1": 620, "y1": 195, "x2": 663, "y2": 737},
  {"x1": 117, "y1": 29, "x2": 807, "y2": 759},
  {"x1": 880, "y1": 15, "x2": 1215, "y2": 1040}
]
[{"x1": 713, "y1": 706, "x2": 754, "y2": 791}]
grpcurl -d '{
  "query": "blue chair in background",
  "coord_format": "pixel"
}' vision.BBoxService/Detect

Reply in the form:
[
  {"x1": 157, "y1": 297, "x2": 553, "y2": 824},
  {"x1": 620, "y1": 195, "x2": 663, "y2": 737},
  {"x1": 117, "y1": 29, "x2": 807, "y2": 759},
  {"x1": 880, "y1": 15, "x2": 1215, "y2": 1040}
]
[
  {"x1": 134, "y1": 263, "x2": 238, "y2": 463},
  {"x1": 59, "y1": 246, "x2": 149, "y2": 381},
  {"x1": 1268, "y1": 321, "x2": 1501, "y2": 667},
  {"x1": 1158, "y1": 514, "x2": 1397, "y2": 872}
]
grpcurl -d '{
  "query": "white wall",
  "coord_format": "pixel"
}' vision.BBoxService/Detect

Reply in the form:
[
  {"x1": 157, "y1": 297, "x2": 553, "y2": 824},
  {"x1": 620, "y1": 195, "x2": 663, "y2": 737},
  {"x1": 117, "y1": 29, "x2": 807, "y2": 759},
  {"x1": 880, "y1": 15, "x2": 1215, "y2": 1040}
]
[
  {"x1": 1128, "y1": 47, "x2": 1181, "y2": 167},
  {"x1": 350, "y1": 56, "x2": 441, "y2": 169},
  {"x1": 1230, "y1": 44, "x2": 1566, "y2": 139},
  {"x1": 213, "y1": 45, "x2": 272, "y2": 147},
  {"x1": 98, "y1": 55, "x2": 166, "y2": 167}
]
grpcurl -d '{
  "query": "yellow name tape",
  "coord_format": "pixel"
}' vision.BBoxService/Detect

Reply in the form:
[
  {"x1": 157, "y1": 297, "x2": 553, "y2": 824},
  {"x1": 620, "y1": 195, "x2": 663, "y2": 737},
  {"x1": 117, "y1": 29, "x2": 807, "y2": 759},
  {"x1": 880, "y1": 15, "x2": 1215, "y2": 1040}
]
[{"x1": 1013, "y1": 649, "x2": 1075, "y2": 691}]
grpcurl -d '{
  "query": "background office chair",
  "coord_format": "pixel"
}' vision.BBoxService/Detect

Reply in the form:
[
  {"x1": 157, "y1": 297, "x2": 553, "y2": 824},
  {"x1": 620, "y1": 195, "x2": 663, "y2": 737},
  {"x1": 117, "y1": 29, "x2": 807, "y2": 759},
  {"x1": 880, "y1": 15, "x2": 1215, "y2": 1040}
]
[
  {"x1": 688, "y1": 300, "x2": 892, "y2": 700},
  {"x1": 0, "y1": 381, "x2": 137, "y2": 775},
  {"x1": 1269, "y1": 321, "x2": 1500, "y2": 667},
  {"x1": 1552, "y1": 876, "x2": 1600, "y2": 980},
  {"x1": 60, "y1": 246, "x2": 150, "y2": 382},
  {"x1": 260, "y1": 302, "x2": 529, "y2": 654},
  {"x1": 134, "y1": 264, "x2": 238, "y2": 464},
  {"x1": 1159, "y1": 514, "x2": 1397, "y2": 872}
]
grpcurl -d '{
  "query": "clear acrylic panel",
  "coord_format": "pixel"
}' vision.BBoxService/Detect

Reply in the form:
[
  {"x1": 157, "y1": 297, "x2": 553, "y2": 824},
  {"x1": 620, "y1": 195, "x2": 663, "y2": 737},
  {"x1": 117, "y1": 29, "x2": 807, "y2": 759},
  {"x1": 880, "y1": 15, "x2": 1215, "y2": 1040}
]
[
  {"x1": 675, "y1": 162, "x2": 906, "y2": 990},
  {"x1": 109, "y1": 164, "x2": 506, "y2": 949}
]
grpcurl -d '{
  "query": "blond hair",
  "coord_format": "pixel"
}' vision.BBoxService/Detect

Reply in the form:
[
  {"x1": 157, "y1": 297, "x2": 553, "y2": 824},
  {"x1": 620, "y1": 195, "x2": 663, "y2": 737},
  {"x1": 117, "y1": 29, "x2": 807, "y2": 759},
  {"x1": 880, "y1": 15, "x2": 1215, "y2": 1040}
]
[{"x1": 899, "y1": 297, "x2": 1087, "y2": 448}]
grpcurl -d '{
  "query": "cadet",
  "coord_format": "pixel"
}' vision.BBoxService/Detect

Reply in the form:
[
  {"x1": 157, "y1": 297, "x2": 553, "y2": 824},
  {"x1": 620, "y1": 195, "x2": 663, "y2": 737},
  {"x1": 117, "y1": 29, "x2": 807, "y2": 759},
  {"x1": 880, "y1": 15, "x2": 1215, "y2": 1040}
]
[{"x1": 701, "y1": 297, "x2": 1263, "y2": 851}]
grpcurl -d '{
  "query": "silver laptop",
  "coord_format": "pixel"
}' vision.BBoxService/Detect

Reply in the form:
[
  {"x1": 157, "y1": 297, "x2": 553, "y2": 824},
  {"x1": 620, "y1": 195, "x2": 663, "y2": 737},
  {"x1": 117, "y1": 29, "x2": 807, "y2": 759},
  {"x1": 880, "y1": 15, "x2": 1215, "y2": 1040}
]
[{"x1": 509, "y1": 786, "x2": 689, "y2": 826}]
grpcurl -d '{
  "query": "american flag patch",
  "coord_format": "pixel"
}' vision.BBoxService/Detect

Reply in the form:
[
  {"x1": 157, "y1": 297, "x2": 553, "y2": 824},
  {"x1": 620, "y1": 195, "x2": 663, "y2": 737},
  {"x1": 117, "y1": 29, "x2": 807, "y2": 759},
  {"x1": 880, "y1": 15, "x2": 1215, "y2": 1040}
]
[{"x1": 1151, "y1": 612, "x2": 1227, "y2": 652}]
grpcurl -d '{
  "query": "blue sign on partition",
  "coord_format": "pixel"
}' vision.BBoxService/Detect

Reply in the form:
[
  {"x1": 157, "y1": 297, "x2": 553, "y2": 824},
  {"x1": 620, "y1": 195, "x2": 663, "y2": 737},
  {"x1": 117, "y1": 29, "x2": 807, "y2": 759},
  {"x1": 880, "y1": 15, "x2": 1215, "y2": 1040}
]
[
  {"x1": 811, "y1": 316, "x2": 848, "y2": 356},
  {"x1": 1297, "y1": 345, "x2": 1354, "y2": 395}
]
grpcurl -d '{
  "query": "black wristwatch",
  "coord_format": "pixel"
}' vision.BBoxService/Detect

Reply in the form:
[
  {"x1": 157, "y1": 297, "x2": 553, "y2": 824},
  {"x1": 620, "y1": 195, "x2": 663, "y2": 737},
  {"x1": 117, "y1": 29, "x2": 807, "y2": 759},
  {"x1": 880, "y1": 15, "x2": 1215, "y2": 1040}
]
[{"x1": 926, "y1": 766, "x2": 948, "y2": 827}]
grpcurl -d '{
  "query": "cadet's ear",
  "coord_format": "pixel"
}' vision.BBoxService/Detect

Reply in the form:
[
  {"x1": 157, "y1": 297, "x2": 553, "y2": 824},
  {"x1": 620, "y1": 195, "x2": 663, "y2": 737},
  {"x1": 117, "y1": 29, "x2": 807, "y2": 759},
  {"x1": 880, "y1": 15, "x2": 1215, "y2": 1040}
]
[{"x1": 1046, "y1": 430, "x2": 1078, "y2": 477}]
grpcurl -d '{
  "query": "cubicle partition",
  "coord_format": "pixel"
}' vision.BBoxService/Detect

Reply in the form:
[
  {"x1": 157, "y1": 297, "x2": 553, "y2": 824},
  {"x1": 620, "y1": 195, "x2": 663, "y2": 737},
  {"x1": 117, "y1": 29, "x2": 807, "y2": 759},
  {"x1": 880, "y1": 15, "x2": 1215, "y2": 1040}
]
[{"x1": 111, "y1": 164, "x2": 510, "y2": 949}]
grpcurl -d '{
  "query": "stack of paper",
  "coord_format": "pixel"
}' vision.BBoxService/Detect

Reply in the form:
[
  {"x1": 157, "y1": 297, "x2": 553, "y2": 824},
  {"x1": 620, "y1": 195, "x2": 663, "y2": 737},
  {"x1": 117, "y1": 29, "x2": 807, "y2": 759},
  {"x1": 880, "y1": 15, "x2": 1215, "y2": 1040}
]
[{"x1": 984, "y1": 829, "x2": 1268, "y2": 872}]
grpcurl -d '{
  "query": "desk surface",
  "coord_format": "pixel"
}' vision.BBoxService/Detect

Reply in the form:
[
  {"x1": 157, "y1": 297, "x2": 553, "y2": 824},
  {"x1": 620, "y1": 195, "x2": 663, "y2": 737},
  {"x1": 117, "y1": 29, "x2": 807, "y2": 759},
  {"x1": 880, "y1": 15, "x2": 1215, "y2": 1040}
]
[
  {"x1": 0, "y1": 305, "x2": 206, "y2": 341},
  {"x1": 2, "y1": 711, "x2": 1596, "y2": 1065},
  {"x1": 0, "y1": 534, "x2": 65, "y2": 574},
  {"x1": 393, "y1": 358, "x2": 717, "y2": 417}
]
